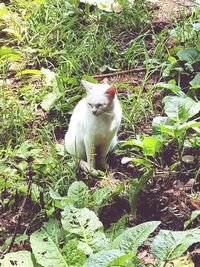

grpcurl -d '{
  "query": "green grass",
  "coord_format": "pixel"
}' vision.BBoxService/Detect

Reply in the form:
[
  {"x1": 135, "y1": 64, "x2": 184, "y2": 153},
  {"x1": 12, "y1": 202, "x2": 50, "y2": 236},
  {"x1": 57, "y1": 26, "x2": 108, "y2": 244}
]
[{"x1": 1, "y1": 0, "x2": 199, "y2": 176}]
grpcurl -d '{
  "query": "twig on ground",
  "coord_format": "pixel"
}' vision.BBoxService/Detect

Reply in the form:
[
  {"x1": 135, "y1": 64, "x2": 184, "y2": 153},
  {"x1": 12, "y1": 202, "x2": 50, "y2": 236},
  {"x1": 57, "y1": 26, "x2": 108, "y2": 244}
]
[{"x1": 93, "y1": 67, "x2": 159, "y2": 79}]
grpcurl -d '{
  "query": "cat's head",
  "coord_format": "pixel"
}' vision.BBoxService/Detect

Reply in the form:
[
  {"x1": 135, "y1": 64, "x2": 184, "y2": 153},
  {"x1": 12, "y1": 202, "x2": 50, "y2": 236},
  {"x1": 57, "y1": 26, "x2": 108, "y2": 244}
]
[{"x1": 81, "y1": 80, "x2": 117, "y2": 116}]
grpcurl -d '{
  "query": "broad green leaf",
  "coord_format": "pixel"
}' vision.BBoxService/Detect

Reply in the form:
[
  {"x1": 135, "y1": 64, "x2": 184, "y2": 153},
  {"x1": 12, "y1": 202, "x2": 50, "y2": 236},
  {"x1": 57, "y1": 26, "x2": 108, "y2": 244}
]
[
  {"x1": 178, "y1": 121, "x2": 200, "y2": 130},
  {"x1": 15, "y1": 140, "x2": 34, "y2": 159},
  {"x1": 177, "y1": 48, "x2": 200, "y2": 64},
  {"x1": 16, "y1": 69, "x2": 42, "y2": 76},
  {"x1": 162, "y1": 60, "x2": 177, "y2": 77},
  {"x1": 42, "y1": 219, "x2": 66, "y2": 244},
  {"x1": 164, "y1": 256, "x2": 194, "y2": 267},
  {"x1": 49, "y1": 188, "x2": 64, "y2": 200},
  {"x1": 112, "y1": 182, "x2": 125, "y2": 196},
  {"x1": 67, "y1": 181, "x2": 88, "y2": 208},
  {"x1": 162, "y1": 63, "x2": 177, "y2": 77},
  {"x1": 121, "y1": 157, "x2": 153, "y2": 169},
  {"x1": 0, "y1": 251, "x2": 34, "y2": 267},
  {"x1": 151, "y1": 228, "x2": 200, "y2": 262},
  {"x1": 152, "y1": 116, "x2": 171, "y2": 134},
  {"x1": 49, "y1": 189, "x2": 72, "y2": 209},
  {"x1": 92, "y1": 187, "x2": 111, "y2": 208},
  {"x1": 163, "y1": 95, "x2": 200, "y2": 122},
  {"x1": 142, "y1": 136, "x2": 163, "y2": 156},
  {"x1": 153, "y1": 82, "x2": 181, "y2": 94},
  {"x1": 17, "y1": 161, "x2": 28, "y2": 171},
  {"x1": 30, "y1": 220, "x2": 68, "y2": 267},
  {"x1": 66, "y1": 95, "x2": 82, "y2": 105},
  {"x1": 83, "y1": 249, "x2": 125, "y2": 267},
  {"x1": 112, "y1": 221, "x2": 160, "y2": 254},
  {"x1": 64, "y1": 76, "x2": 79, "y2": 85},
  {"x1": 41, "y1": 92, "x2": 61, "y2": 112},
  {"x1": 31, "y1": 183, "x2": 40, "y2": 202},
  {"x1": 0, "y1": 167, "x2": 19, "y2": 181},
  {"x1": 190, "y1": 73, "x2": 200, "y2": 89},
  {"x1": 184, "y1": 210, "x2": 200, "y2": 229},
  {"x1": 41, "y1": 68, "x2": 56, "y2": 86},
  {"x1": 122, "y1": 138, "x2": 143, "y2": 148},
  {"x1": 128, "y1": 170, "x2": 153, "y2": 214},
  {"x1": 108, "y1": 254, "x2": 144, "y2": 267},
  {"x1": 61, "y1": 206, "x2": 108, "y2": 253},
  {"x1": 55, "y1": 143, "x2": 65, "y2": 156},
  {"x1": 49, "y1": 188, "x2": 71, "y2": 203},
  {"x1": 168, "y1": 56, "x2": 177, "y2": 63},
  {"x1": 159, "y1": 124, "x2": 175, "y2": 137},
  {"x1": 106, "y1": 215, "x2": 128, "y2": 241},
  {"x1": 122, "y1": 136, "x2": 163, "y2": 157}
]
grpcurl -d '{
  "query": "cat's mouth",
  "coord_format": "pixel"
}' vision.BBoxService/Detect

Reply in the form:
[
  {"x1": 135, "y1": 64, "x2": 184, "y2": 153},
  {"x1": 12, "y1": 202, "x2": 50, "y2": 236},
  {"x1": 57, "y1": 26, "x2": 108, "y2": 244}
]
[
  {"x1": 92, "y1": 113, "x2": 99, "y2": 116},
  {"x1": 92, "y1": 111, "x2": 100, "y2": 116}
]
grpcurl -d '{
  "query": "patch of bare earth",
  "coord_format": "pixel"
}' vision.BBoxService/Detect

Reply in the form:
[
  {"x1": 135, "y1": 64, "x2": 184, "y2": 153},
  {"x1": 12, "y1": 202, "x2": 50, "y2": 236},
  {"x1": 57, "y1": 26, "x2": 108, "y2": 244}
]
[{"x1": 152, "y1": 0, "x2": 194, "y2": 23}]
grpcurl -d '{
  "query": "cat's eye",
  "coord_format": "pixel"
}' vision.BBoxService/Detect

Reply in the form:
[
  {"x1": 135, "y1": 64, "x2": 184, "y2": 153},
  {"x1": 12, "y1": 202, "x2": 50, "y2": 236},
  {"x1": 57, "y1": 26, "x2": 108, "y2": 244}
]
[
  {"x1": 88, "y1": 103, "x2": 93, "y2": 107},
  {"x1": 96, "y1": 104, "x2": 102, "y2": 108}
]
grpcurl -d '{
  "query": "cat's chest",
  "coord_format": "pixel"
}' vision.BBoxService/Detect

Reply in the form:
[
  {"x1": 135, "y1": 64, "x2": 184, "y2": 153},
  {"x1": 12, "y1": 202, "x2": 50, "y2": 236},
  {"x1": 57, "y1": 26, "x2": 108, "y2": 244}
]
[{"x1": 87, "y1": 115, "x2": 117, "y2": 140}]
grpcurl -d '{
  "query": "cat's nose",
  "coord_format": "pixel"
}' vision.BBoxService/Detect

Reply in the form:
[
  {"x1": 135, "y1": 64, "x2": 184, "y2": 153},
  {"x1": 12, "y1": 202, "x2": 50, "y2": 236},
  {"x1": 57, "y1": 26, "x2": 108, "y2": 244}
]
[{"x1": 92, "y1": 110, "x2": 97, "y2": 115}]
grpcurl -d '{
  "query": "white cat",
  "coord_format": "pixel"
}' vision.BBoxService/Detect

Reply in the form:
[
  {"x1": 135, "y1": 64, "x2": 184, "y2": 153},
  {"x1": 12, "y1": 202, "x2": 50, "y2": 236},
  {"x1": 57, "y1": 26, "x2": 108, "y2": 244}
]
[{"x1": 64, "y1": 80, "x2": 122, "y2": 176}]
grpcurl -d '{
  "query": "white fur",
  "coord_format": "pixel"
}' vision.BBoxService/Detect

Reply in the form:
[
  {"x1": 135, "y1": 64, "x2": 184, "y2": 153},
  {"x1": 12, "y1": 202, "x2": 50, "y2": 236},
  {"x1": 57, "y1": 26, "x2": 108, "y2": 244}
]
[{"x1": 65, "y1": 80, "x2": 122, "y2": 175}]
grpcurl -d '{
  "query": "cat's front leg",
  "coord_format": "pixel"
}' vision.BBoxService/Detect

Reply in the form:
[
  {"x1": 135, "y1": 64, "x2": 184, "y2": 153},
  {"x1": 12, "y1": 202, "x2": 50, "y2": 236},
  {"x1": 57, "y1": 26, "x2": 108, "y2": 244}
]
[
  {"x1": 84, "y1": 138, "x2": 95, "y2": 168},
  {"x1": 96, "y1": 144, "x2": 110, "y2": 171},
  {"x1": 82, "y1": 137, "x2": 98, "y2": 176}
]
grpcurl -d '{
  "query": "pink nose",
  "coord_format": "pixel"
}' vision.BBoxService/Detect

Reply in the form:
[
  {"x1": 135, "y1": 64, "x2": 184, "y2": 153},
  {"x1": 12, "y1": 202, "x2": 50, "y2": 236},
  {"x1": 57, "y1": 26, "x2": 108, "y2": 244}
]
[{"x1": 92, "y1": 110, "x2": 97, "y2": 114}]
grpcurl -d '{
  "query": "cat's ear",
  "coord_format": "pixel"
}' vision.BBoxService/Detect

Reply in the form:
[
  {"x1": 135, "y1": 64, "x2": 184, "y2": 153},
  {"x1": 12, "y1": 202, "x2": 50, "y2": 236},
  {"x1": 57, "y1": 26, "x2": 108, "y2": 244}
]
[
  {"x1": 81, "y1": 80, "x2": 95, "y2": 93},
  {"x1": 105, "y1": 85, "x2": 116, "y2": 98}
]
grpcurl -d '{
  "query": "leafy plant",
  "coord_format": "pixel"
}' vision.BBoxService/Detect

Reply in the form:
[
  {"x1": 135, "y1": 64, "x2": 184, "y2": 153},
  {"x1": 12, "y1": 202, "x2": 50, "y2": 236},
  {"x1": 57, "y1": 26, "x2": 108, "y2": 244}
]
[
  {"x1": 152, "y1": 92, "x2": 200, "y2": 165},
  {"x1": 0, "y1": 251, "x2": 34, "y2": 267},
  {"x1": 184, "y1": 210, "x2": 200, "y2": 229},
  {"x1": 3, "y1": 217, "x2": 200, "y2": 267},
  {"x1": 151, "y1": 228, "x2": 200, "y2": 266},
  {"x1": 61, "y1": 205, "x2": 108, "y2": 254},
  {"x1": 128, "y1": 169, "x2": 153, "y2": 215},
  {"x1": 30, "y1": 219, "x2": 69, "y2": 267}
]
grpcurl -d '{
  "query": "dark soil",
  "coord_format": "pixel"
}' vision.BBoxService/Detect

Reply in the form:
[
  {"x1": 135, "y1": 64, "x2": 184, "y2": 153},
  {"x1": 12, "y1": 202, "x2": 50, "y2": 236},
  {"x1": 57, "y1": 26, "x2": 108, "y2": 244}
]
[{"x1": 0, "y1": 194, "x2": 47, "y2": 256}]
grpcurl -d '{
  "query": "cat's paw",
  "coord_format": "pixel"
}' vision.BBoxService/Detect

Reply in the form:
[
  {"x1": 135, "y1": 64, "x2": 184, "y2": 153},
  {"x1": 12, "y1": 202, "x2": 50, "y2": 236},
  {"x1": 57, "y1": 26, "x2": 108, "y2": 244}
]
[{"x1": 80, "y1": 160, "x2": 99, "y2": 177}]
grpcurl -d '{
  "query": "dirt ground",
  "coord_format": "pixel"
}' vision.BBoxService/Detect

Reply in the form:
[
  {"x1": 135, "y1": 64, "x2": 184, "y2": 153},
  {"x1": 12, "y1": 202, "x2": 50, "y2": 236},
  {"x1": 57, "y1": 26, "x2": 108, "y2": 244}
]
[{"x1": 155, "y1": 0, "x2": 194, "y2": 22}]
